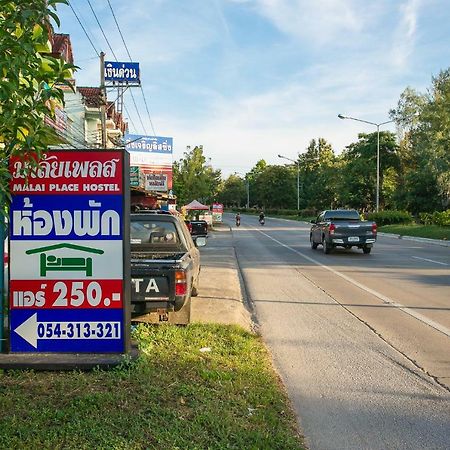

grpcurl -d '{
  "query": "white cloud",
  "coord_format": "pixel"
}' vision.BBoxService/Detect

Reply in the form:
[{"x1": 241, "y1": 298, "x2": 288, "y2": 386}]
[
  {"x1": 390, "y1": 0, "x2": 421, "y2": 69},
  {"x1": 247, "y1": 0, "x2": 376, "y2": 45}
]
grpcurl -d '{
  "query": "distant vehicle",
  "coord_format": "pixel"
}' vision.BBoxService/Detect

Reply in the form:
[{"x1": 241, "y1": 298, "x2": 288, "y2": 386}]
[
  {"x1": 310, "y1": 209, "x2": 377, "y2": 254},
  {"x1": 259, "y1": 212, "x2": 265, "y2": 226},
  {"x1": 131, "y1": 211, "x2": 206, "y2": 324},
  {"x1": 184, "y1": 219, "x2": 208, "y2": 237},
  {"x1": 235, "y1": 214, "x2": 241, "y2": 227}
]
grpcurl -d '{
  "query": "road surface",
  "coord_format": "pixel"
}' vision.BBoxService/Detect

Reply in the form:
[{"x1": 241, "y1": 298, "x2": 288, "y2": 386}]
[{"x1": 228, "y1": 213, "x2": 450, "y2": 450}]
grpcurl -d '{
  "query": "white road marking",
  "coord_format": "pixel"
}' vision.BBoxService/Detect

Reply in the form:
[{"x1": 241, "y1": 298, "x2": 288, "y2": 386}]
[
  {"x1": 258, "y1": 230, "x2": 450, "y2": 338},
  {"x1": 412, "y1": 256, "x2": 448, "y2": 266}
]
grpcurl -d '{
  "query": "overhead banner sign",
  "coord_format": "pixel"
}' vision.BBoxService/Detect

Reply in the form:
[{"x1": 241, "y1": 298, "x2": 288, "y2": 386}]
[
  {"x1": 9, "y1": 151, "x2": 129, "y2": 353},
  {"x1": 104, "y1": 61, "x2": 140, "y2": 84},
  {"x1": 125, "y1": 135, "x2": 173, "y2": 191}
]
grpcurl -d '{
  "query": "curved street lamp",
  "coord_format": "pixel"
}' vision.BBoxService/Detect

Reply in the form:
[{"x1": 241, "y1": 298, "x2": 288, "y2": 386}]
[
  {"x1": 278, "y1": 154, "x2": 300, "y2": 210},
  {"x1": 338, "y1": 114, "x2": 394, "y2": 212}
]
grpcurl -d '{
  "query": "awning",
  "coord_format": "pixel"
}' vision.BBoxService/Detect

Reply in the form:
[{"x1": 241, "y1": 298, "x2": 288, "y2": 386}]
[{"x1": 183, "y1": 200, "x2": 209, "y2": 210}]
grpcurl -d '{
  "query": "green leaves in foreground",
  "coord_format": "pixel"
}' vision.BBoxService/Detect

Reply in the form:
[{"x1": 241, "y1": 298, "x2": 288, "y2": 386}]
[{"x1": 0, "y1": 324, "x2": 304, "y2": 450}]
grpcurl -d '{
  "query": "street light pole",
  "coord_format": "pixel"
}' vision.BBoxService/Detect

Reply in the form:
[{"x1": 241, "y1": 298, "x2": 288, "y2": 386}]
[
  {"x1": 278, "y1": 154, "x2": 300, "y2": 210},
  {"x1": 338, "y1": 114, "x2": 393, "y2": 212}
]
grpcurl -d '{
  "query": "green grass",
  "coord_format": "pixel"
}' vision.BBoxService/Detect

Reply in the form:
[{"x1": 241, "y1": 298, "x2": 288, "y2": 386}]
[
  {"x1": 379, "y1": 224, "x2": 450, "y2": 240},
  {"x1": 0, "y1": 324, "x2": 304, "y2": 450}
]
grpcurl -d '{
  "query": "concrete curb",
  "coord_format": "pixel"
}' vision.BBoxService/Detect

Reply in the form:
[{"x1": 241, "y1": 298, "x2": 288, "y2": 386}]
[
  {"x1": 378, "y1": 232, "x2": 450, "y2": 247},
  {"x1": 192, "y1": 225, "x2": 254, "y2": 333}
]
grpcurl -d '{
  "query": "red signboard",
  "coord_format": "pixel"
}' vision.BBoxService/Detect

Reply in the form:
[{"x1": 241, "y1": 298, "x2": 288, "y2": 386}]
[
  {"x1": 212, "y1": 203, "x2": 224, "y2": 213},
  {"x1": 10, "y1": 280, "x2": 123, "y2": 309},
  {"x1": 9, "y1": 151, "x2": 123, "y2": 195}
]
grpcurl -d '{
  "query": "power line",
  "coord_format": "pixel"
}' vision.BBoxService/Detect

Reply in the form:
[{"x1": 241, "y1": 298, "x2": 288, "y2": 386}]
[
  {"x1": 85, "y1": 0, "x2": 118, "y2": 61},
  {"x1": 68, "y1": 1, "x2": 99, "y2": 56},
  {"x1": 106, "y1": 0, "x2": 156, "y2": 136}
]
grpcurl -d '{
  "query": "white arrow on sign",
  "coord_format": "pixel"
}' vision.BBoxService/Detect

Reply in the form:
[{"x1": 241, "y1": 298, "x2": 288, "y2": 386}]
[
  {"x1": 14, "y1": 314, "x2": 121, "y2": 348},
  {"x1": 14, "y1": 313, "x2": 39, "y2": 348}
]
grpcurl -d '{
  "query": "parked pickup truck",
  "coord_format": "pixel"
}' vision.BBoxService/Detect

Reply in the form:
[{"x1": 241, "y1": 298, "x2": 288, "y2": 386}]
[
  {"x1": 310, "y1": 209, "x2": 377, "y2": 254},
  {"x1": 130, "y1": 211, "x2": 206, "y2": 324},
  {"x1": 184, "y1": 219, "x2": 208, "y2": 237}
]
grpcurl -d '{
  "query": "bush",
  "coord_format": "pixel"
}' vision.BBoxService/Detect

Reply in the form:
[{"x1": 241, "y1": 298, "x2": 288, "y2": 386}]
[
  {"x1": 366, "y1": 210, "x2": 413, "y2": 226},
  {"x1": 419, "y1": 210, "x2": 450, "y2": 226}
]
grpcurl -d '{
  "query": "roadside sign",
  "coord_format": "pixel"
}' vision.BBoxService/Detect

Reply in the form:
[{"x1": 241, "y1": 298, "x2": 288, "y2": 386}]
[
  {"x1": 104, "y1": 61, "x2": 140, "y2": 84},
  {"x1": 8, "y1": 151, "x2": 130, "y2": 353}
]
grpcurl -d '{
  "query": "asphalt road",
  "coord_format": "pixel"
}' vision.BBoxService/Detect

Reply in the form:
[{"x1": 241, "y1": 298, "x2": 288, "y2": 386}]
[{"x1": 227, "y1": 213, "x2": 450, "y2": 450}]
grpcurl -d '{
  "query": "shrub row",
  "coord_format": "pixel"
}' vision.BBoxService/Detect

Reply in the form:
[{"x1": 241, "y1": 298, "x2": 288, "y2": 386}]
[
  {"x1": 419, "y1": 210, "x2": 450, "y2": 226},
  {"x1": 231, "y1": 208, "x2": 448, "y2": 227},
  {"x1": 365, "y1": 210, "x2": 413, "y2": 225}
]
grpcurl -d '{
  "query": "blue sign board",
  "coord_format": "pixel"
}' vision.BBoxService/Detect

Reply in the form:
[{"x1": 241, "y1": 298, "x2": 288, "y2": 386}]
[
  {"x1": 104, "y1": 61, "x2": 140, "y2": 83},
  {"x1": 10, "y1": 309, "x2": 124, "y2": 353},
  {"x1": 10, "y1": 195, "x2": 123, "y2": 241},
  {"x1": 124, "y1": 135, "x2": 173, "y2": 154}
]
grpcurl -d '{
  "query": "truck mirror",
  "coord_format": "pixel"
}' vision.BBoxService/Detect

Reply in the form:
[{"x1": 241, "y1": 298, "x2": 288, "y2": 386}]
[{"x1": 194, "y1": 236, "x2": 207, "y2": 247}]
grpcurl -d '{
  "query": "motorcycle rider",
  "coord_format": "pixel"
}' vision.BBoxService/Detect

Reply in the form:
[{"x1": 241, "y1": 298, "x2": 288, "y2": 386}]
[
  {"x1": 259, "y1": 211, "x2": 265, "y2": 224},
  {"x1": 235, "y1": 212, "x2": 241, "y2": 226}
]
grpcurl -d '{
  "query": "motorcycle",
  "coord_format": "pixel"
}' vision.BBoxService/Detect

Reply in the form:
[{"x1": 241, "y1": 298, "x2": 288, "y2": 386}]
[
  {"x1": 259, "y1": 217, "x2": 265, "y2": 225},
  {"x1": 235, "y1": 217, "x2": 241, "y2": 227}
]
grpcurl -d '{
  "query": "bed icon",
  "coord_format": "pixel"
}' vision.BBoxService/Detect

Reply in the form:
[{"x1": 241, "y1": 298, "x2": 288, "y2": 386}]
[{"x1": 25, "y1": 243, "x2": 104, "y2": 277}]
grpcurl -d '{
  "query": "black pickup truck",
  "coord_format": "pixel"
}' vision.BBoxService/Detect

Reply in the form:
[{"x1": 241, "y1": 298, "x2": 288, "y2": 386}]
[
  {"x1": 310, "y1": 209, "x2": 377, "y2": 254},
  {"x1": 184, "y1": 219, "x2": 208, "y2": 237},
  {"x1": 130, "y1": 211, "x2": 205, "y2": 324}
]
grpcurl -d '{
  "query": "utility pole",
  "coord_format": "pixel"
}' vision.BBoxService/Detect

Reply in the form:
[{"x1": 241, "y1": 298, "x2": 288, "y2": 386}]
[
  {"x1": 100, "y1": 51, "x2": 107, "y2": 148},
  {"x1": 0, "y1": 214, "x2": 4, "y2": 352}
]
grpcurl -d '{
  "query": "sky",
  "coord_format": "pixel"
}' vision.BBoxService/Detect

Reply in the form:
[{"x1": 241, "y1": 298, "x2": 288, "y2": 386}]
[{"x1": 57, "y1": 0, "x2": 450, "y2": 177}]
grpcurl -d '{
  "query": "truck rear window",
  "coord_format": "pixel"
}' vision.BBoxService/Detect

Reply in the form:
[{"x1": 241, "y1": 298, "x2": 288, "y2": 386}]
[
  {"x1": 324, "y1": 210, "x2": 360, "y2": 221},
  {"x1": 131, "y1": 220, "x2": 179, "y2": 246}
]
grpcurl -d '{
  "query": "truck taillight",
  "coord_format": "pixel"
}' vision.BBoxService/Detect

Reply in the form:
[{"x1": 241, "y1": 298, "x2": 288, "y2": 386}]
[
  {"x1": 372, "y1": 223, "x2": 377, "y2": 234},
  {"x1": 329, "y1": 223, "x2": 336, "y2": 234},
  {"x1": 175, "y1": 270, "x2": 187, "y2": 296}
]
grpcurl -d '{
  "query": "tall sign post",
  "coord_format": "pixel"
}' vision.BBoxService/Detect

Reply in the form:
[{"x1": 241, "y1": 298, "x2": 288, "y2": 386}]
[
  {"x1": 8, "y1": 150, "x2": 130, "y2": 354},
  {"x1": 100, "y1": 52, "x2": 107, "y2": 149}
]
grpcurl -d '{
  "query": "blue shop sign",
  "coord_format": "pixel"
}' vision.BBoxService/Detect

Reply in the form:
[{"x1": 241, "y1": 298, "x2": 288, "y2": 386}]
[
  {"x1": 11, "y1": 309, "x2": 124, "y2": 353},
  {"x1": 10, "y1": 195, "x2": 123, "y2": 241},
  {"x1": 104, "y1": 61, "x2": 140, "y2": 83}
]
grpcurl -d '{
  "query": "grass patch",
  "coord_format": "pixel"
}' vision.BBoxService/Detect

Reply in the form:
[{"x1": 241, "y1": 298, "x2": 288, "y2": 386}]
[
  {"x1": 0, "y1": 324, "x2": 304, "y2": 450},
  {"x1": 379, "y1": 224, "x2": 450, "y2": 240}
]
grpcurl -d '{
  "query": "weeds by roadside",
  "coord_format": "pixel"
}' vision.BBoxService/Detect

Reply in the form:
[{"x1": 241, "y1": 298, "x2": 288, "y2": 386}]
[{"x1": 0, "y1": 324, "x2": 304, "y2": 450}]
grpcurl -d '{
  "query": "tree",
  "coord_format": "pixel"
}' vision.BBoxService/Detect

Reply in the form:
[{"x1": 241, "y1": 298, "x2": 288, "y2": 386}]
[
  {"x1": 336, "y1": 132, "x2": 399, "y2": 211},
  {"x1": 253, "y1": 165, "x2": 295, "y2": 209},
  {"x1": 298, "y1": 138, "x2": 337, "y2": 210},
  {"x1": 390, "y1": 69, "x2": 450, "y2": 212},
  {"x1": 216, "y1": 174, "x2": 246, "y2": 207},
  {"x1": 172, "y1": 145, "x2": 221, "y2": 206},
  {"x1": 0, "y1": 0, "x2": 75, "y2": 198}
]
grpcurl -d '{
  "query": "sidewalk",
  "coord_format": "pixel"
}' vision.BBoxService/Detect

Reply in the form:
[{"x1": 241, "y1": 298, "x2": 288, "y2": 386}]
[{"x1": 191, "y1": 223, "x2": 254, "y2": 332}]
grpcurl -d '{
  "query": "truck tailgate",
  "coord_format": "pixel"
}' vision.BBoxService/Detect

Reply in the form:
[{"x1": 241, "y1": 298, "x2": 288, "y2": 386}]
[{"x1": 334, "y1": 222, "x2": 373, "y2": 235}]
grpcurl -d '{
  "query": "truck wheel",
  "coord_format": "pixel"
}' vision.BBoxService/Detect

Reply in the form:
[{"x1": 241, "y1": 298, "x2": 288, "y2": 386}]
[
  {"x1": 310, "y1": 234, "x2": 318, "y2": 249},
  {"x1": 362, "y1": 246, "x2": 372, "y2": 254},
  {"x1": 191, "y1": 280, "x2": 199, "y2": 297},
  {"x1": 322, "y1": 238, "x2": 332, "y2": 254}
]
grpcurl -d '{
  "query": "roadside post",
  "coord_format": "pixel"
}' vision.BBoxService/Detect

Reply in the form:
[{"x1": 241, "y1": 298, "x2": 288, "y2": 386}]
[
  {"x1": 7, "y1": 150, "x2": 130, "y2": 357},
  {"x1": 0, "y1": 210, "x2": 5, "y2": 352}
]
